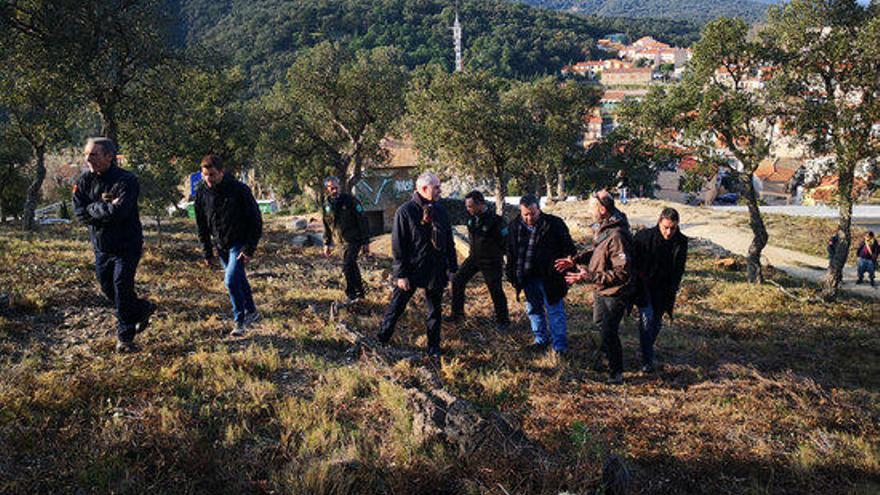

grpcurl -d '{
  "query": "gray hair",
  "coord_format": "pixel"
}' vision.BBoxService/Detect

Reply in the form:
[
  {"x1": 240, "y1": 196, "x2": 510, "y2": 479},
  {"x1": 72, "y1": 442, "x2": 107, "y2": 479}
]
[
  {"x1": 416, "y1": 172, "x2": 439, "y2": 190},
  {"x1": 86, "y1": 137, "x2": 116, "y2": 157},
  {"x1": 323, "y1": 176, "x2": 340, "y2": 188}
]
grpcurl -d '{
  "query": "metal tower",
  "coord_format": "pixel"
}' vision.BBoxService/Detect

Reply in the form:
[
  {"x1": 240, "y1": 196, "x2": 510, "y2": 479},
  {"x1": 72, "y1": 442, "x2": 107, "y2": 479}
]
[{"x1": 452, "y1": 10, "x2": 462, "y2": 72}]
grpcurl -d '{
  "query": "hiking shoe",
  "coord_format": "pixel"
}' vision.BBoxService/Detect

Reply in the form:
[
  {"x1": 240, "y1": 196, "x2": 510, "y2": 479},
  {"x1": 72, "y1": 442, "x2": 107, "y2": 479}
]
[
  {"x1": 243, "y1": 311, "x2": 262, "y2": 327},
  {"x1": 443, "y1": 314, "x2": 463, "y2": 324},
  {"x1": 230, "y1": 322, "x2": 247, "y2": 337},
  {"x1": 115, "y1": 340, "x2": 139, "y2": 353},
  {"x1": 524, "y1": 342, "x2": 549, "y2": 354},
  {"x1": 607, "y1": 372, "x2": 624, "y2": 385},
  {"x1": 134, "y1": 301, "x2": 157, "y2": 335}
]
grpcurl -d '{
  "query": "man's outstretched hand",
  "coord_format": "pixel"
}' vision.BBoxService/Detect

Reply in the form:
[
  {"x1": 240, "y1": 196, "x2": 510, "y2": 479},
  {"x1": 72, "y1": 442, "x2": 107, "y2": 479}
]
[
  {"x1": 564, "y1": 267, "x2": 590, "y2": 286},
  {"x1": 554, "y1": 256, "x2": 575, "y2": 273}
]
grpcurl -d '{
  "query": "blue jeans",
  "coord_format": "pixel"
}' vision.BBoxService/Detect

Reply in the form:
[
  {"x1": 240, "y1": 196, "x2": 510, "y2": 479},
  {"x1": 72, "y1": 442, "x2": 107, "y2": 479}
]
[
  {"x1": 523, "y1": 278, "x2": 568, "y2": 351},
  {"x1": 638, "y1": 294, "x2": 663, "y2": 366},
  {"x1": 619, "y1": 188, "x2": 628, "y2": 205},
  {"x1": 857, "y1": 258, "x2": 875, "y2": 284},
  {"x1": 220, "y1": 245, "x2": 256, "y2": 324}
]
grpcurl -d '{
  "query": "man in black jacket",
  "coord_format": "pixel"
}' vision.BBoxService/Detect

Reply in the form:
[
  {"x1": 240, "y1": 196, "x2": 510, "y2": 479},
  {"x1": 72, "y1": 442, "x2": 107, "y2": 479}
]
[
  {"x1": 378, "y1": 172, "x2": 457, "y2": 356},
  {"x1": 322, "y1": 176, "x2": 371, "y2": 303},
  {"x1": 632, "y1": 207, "x2": 688, "y2": 372},
  {"x1": 506, "y1": 194, "x2": 577, "y2": 354},
  {"x1": 73, "y1": 138, "x2": 154, "y2": 353},
  {"x1": 195, "y1": 155, "x2": 263, "y2": 337},
  {"x1": 446, "y1": 190, "x2": 510, "y2": 331}
]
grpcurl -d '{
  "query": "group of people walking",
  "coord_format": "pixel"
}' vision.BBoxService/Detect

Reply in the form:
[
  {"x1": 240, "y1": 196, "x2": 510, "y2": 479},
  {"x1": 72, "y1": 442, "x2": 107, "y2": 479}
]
[{"x1": 72, "y1": 137, "x2": 689, "y2": 384}]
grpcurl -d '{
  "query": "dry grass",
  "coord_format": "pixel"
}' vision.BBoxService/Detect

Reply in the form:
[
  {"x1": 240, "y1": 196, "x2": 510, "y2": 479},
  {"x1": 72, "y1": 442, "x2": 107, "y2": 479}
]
[{"x1": 1, "y1": 214, "x2": 878, "y2": 494}]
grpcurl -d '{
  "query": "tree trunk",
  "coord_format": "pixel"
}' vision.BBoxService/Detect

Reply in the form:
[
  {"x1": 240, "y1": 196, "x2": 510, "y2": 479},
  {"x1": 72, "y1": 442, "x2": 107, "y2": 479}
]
[
  {"x1": 22, "y1": 144, "x2": 46, "y2": 231},
  {"x1": 743, "y1": 174, "x2": 768, "y2": 284},
  {"x1": 99, "y1": 103, "x2": 118, "y2": 143},
  {"x1": 155, "y1": 213, "x2": 163, "y2": 247},
  {"x1": 493, "y1": 169, "x2": 507, "y2": 216},
  {"x1": 556, "y1": 167, "x2": 566, "y2": 200},
  {"x1": 544, "y1": 173, "x2": 555, "y2": 205},
  {"x1": 823, "y1": 166, "x2": 855, "y2": 300}
]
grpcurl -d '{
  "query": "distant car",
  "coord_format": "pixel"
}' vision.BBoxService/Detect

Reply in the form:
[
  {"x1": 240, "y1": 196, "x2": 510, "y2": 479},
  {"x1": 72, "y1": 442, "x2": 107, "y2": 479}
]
[
  {"x1": 38, "y1": 218, "x2": 72, "y2": 225},
  {"x1": 714, "y1": 193, "x2": 740, "y2": 205}
]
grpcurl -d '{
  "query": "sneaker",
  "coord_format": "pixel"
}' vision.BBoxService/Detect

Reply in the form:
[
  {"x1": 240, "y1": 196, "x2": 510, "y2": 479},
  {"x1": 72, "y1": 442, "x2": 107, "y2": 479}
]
[
  {"x1": 134, "y1": 301, "x2": 157, "y2": 335},
  {"x1": 524, "y1": 342, "x2": 549, "y2": 354},
  {"x1": 115, "y1": 340, "x2": 139, "y2": 353},
  {"x1": 495, "y1": 321, "x2": 511, "y2": 332},
  {"x1": 641, "y1": 362, "x2": 656, "y2": 374},
  {"x1": 443, "y1": 314, "x2": 463, "y2": 324},
  {"x1": 243, "y1": 311, "x2": 262, "y2": 326},
  {"x1": 230, "y1": 322, "x2": 247, "y2": 337},
  {"x1": 344, "y1": 295, "x2": 362, "y2": 305},
  {"x1": 607, "y1": 372, "x2": 624, "y2": 385}
]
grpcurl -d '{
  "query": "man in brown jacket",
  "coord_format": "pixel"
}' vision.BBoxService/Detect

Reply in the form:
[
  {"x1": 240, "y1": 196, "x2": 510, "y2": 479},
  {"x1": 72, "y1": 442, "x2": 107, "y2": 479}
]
[{"x1": 556, "y1": 190, "x2": 634, "y2": 384}]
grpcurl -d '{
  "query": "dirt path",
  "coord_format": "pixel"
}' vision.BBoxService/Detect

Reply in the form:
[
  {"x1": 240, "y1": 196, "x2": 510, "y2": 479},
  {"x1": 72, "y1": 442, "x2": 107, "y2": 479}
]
[{"x1": 552, "y1": 199, "x2": 880, "y2": 300}]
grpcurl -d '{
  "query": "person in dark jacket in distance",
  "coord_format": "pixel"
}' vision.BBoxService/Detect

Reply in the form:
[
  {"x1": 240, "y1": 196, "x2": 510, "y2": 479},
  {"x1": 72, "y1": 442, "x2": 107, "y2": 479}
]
[
  {"x1": 558, "y1": 190, "x2": 633, "y2": 384},
  {"x1": 855, "y1": 230, "x2": 878, "y2": 286},
  {"x1": 73, "y1": 137, "x2": 154, "y2": 353},
  {"x1": 506, "y1": 194, "x2": 577, "y2": 354},
  {"x1": 446, "y1": 190, "x2": 510, "y2": 331},
  {"x1": 322, "y1": 176, "x2": 371, "y2": 303},
  {"x1": 378, "y1": 172, "x2": 457, "y2": 357},
  {"x1": 195, "y1": 154, "x2": 263, "y2": 336},
  {"x1": 632, "y1": 207, "x2": 688, "y2": 373}
]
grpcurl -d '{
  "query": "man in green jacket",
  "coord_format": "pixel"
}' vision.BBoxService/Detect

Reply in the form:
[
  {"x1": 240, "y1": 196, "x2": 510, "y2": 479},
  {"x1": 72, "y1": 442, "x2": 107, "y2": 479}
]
[{"x1": 322, "y1": 176, "x2": 371, "y2": 303}]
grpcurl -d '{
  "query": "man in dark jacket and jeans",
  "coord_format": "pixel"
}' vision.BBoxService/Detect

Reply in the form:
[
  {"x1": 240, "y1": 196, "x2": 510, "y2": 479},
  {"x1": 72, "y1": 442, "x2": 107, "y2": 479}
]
[
  {"x1": 855, "y1": 231, "x2": 878, "y2": 286},
  {"x1": 378, "y1": 172, "x2": 457, "y2": 356},
  {"x1": 507, "y1": 194, "x2": 577, "y2": 354},
  {"x1": 73, "y1": 138, "x2": 154, "y2": 353},
  {"x1": 632, "y1": 207, "x2": 688, "y2": 372},
  {"x1": 447, "y1": 190, "x2": 510, "y2": 331},
  {"x1": 322, "y1": 176, "x2": 371, "y2": 303},
  {"x1": 559, "y1": 190, "x2": 633, "y2": 383},
  {"x1": 195, "y1": 154, "x2": 263, "y2": 336}
]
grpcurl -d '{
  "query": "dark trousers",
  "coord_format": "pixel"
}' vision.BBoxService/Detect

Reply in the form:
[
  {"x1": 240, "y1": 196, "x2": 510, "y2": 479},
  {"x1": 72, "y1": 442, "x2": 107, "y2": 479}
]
[
  {"x1": 594, "y1": 293, "x2": 627, "y2": 375},
  {"x1": 450, "y1": 257, "x2": 509, "y2": 324},
  {"x1": 342, "y1": 242, "x2": 366, "y2": 298},
  {"x1": 94, "y1": 250, "x2": 149, "y2": 342},
  {"x1": 379, "y1": 286, "x2": 443, "y2": 349}
]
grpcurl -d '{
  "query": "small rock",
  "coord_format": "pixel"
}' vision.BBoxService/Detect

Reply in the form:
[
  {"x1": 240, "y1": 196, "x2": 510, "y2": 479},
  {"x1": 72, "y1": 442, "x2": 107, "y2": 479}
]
[
  {"x1": 291, "y1": 234, "x2": 310, "y2": 247},
  {"x1": 291, "y1": 217, "x2": 308, "y2": 231}
]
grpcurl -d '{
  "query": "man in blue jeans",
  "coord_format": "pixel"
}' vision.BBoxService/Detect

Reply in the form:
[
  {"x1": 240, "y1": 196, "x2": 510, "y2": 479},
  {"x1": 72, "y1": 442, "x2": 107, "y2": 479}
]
[
  {"x1": 195, "y1": 155, "x2": 263, "y2": 336},
  {"x1": 855, "y1": 231, "x2": 878, "y2": 287},
  {"x1": 506, "y1": 195, "x2": 577, "y2": 354},
  {"x1": 632, "y1": 208, "x2": 688, "y2": 373}
]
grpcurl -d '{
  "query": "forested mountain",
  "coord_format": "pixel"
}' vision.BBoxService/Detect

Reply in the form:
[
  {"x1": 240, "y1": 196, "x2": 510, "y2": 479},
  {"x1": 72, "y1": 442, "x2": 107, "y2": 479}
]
[
  {"x1": 173, "y1": 0, "x2": 701, "y2": 94},
  {"x1": 517, "y1": 0, "x2": 772, "y2": 23}
]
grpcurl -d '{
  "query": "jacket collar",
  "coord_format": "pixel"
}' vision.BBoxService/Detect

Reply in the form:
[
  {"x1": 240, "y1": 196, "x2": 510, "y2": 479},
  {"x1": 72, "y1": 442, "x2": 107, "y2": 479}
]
[{"x1": 412, "y1": 192, "x2": 434, "y2": 207}]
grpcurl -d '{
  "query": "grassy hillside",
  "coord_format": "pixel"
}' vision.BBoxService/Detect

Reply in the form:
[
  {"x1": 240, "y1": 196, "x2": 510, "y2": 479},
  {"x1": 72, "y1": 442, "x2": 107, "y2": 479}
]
[
  {"x1": 518, "y1": 0, "x2": 770, "y2": 23},
  {"x1": 1, "y1": 207, "x2": 878, "y2": 493}
]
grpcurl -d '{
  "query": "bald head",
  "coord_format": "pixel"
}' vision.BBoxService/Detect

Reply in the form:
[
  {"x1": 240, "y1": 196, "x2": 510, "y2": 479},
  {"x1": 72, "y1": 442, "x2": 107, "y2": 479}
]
[{"x1": 592, "y1": 189, "x2": 615, "y2": 221}]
